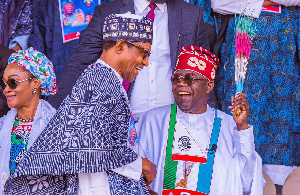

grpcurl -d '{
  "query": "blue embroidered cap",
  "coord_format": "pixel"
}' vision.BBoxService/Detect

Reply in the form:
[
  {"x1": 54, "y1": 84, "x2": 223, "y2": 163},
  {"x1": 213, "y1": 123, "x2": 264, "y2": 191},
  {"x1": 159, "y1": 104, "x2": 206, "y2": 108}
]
[{"x1": 103, "y1": 13, "x2": 153, "y2": 44}]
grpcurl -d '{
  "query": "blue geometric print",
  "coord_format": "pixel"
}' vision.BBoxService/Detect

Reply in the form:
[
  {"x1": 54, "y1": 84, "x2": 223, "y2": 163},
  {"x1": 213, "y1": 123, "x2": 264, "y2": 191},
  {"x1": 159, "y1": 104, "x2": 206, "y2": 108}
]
[{"x1": 216, "y1": 6, "x2": 300, "y2": 166}]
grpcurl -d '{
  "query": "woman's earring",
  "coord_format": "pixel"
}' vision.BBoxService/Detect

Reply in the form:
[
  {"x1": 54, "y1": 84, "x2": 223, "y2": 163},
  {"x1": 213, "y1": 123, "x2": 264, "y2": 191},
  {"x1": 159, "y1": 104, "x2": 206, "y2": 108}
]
[{"x1": 33, "y1": 88, "x2": 37, "y2": 94}]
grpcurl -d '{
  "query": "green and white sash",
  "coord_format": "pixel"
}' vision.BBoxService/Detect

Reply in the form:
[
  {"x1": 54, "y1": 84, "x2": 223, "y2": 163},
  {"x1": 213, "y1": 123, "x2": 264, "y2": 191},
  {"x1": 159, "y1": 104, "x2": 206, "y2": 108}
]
[{"x1": 163, "y1": 104, "x2": 222, "y2": 195}]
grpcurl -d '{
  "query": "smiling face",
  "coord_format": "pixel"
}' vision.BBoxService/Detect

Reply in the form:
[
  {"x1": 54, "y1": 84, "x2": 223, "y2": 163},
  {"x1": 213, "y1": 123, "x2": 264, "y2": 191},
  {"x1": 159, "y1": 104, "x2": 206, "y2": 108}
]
[
  {"x1": 2, "y1": 63, "x2": 39, "y2": 109},
  {"x1": 63, "y1": 3, "x2": 75, "y2": 15},
  {"x1": 119, "y1": 41, "x2": 151, "y2": 82},
  {"x1": 76, "y1": 12, "x2": 85, "y2": 22},
  {"x1": 172, "y1": 69, "x2": 214, "y2": 114}
]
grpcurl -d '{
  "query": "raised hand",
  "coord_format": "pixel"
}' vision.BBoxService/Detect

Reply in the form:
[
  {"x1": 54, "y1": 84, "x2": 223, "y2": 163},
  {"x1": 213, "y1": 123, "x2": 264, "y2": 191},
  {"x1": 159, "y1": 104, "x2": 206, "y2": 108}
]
[{"x1": 228, "y1": 93, "x2": 250, "y2": 131}]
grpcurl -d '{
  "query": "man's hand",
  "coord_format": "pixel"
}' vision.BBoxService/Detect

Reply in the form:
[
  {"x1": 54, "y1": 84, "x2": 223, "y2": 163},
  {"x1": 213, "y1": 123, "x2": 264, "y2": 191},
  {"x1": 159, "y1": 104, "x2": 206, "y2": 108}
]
[
  {"x1": 142, "y1": 157, "x2": 157, "y2": 187},
  {"x1": 228, "y1": 93, "x2": 250, "y2": 131},
  {"x1": 263, "y1": 0, "x2": 280, "y2": 7}
]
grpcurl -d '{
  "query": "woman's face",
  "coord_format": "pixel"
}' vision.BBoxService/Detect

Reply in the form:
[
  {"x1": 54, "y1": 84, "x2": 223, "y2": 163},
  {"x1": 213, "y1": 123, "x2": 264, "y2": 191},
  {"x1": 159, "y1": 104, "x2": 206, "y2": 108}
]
[{"x1": 2, "y1": 63, "x2": 38, "y2": 109}]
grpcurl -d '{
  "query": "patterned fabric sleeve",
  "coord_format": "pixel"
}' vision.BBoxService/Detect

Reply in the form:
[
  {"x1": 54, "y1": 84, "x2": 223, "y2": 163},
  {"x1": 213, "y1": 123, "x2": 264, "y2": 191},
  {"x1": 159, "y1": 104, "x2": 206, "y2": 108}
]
[
  {"x1": 5, "y1": 63, "x2": 139, "y2": 194},
  {"x1": 107, "y1": 171, "x2": 150, "y2": 195},
  {"x1": 5, "y1": 174, "x2": 78, "y2": 195}
]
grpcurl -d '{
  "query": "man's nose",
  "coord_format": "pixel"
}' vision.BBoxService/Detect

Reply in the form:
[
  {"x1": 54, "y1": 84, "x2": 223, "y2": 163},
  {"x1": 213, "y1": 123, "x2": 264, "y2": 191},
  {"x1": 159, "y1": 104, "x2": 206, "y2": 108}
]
[
  {"x1": 177, "y1": 78, "x2": 188, "y2": 86},
  {"x1": 143, "y1": 56, "x2": 149, "y2": 67}
]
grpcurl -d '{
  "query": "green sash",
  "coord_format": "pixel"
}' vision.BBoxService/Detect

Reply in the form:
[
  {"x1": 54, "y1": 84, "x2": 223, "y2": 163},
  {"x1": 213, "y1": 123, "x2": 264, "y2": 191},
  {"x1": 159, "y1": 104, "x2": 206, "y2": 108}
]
[{"x1": 163, "y1": 104, "x2": 222, "y2": 194}]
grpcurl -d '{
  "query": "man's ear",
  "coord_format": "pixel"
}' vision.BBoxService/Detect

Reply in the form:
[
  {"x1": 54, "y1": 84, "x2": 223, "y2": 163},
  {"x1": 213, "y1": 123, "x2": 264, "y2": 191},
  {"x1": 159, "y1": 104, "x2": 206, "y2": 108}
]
[
  {"x1": 206, "y1": 81, "x2": 214, "y2": 94},
  {"x1": 115, "y1": 39, "x2": 127, "y2": 54}
]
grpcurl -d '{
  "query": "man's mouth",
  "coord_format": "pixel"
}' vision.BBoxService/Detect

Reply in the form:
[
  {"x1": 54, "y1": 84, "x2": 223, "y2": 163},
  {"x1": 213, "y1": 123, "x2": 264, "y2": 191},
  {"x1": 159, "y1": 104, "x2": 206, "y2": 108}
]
[
  {"x1": 178, "y1": 91, "x2": 191, "y2": 96},
  {"x1": 135, "y1": 66, "x2": 142, "y2": 71}
]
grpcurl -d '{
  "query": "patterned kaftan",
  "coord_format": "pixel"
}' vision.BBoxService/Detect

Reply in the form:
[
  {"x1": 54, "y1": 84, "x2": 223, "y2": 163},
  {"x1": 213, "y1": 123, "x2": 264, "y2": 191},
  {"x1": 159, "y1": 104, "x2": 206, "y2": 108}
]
[{"x1": 5, "y1": 61, "x2": 149, "y2": 194}]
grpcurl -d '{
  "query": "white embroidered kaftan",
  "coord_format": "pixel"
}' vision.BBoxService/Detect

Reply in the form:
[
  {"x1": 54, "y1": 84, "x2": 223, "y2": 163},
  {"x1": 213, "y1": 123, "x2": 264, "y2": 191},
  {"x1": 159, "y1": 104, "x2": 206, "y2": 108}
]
[{"x1": 136, "y1": 105, "x2": 264, "y2": 195}]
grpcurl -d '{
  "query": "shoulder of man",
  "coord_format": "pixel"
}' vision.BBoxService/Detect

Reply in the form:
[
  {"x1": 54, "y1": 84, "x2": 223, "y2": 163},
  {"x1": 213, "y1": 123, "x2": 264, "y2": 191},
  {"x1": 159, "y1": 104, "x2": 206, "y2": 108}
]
[
  {"x1": 137, "y1": 105, "x2": 172, "y2": 125},
  {"x1": 144, "y1": 104, "x2": 171, "y2": 118}
]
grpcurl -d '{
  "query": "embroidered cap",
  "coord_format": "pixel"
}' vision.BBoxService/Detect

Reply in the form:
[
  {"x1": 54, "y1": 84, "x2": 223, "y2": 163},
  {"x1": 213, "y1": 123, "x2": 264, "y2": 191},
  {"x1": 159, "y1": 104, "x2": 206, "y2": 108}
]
[
  {"x1": 103, "y1": 13, "x2": 153, "y2": 44},
  {"x1": 8, "y1": 47, "x2": 58, "y2": 96},
  {"x1": 175, "y1": 46, "x2": 219, "y2": 81}
]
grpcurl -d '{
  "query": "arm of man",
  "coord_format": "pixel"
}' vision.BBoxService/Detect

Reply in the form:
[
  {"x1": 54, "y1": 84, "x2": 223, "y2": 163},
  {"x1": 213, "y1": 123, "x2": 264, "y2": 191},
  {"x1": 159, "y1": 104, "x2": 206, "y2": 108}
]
[
  {"x1": 47, "y1": 5, "x2": 104, "y2": 108},
  {"x1": 229, "y1": 93, "x2": 264, "y2": 193},
  {"x1": 211, "y1": 0, "x2": 264, "y2": 18}
]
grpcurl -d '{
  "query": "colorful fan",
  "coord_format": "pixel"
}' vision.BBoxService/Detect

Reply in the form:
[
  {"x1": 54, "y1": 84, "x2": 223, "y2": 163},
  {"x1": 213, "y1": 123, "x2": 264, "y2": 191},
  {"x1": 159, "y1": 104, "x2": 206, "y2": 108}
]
[{"x1": 233, "y1": 15, "x2": 256, "y2": 116}]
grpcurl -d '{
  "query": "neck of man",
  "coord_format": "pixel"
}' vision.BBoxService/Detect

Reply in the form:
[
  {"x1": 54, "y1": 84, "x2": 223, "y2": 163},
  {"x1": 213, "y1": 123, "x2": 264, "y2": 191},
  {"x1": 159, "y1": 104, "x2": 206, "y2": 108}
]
[
  {"x1": 190, "y1": 103, "x2": 207, "y2": 114},
  {"x1": 182, "y1": 96, "x2": 209, "y2": 115},
  {"x1": 100, "y1": 50, "x2": 123, "y2": 78}
]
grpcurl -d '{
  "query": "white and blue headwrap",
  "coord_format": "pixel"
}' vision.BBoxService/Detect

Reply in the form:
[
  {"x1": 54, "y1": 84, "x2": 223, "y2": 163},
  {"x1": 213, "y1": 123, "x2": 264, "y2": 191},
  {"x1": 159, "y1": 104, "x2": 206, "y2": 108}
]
[{"x1": 8, "y1": 47, "x2": 57, "y2": 96}]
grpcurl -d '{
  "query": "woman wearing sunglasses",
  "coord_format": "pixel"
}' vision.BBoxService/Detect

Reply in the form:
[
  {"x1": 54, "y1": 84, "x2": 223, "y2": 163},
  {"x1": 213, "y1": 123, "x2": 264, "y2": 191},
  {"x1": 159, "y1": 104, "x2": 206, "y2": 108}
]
[{"x1": 0, "y1": 47, "x2": 57, "y2": 193}]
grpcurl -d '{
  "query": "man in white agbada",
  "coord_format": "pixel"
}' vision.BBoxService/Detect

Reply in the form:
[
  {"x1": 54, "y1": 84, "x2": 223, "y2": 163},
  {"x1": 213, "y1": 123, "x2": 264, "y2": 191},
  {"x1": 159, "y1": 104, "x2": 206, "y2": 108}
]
[{"x1": 136, "y1": 46, "x2": 264, "y2": 195}]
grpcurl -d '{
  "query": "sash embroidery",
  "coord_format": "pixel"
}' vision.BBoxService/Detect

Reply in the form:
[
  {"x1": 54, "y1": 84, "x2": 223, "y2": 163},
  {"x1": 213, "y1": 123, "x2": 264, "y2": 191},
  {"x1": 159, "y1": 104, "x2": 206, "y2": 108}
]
[
  {"x1": 172, "y1": 119, "x2": 208, "y2": 164},
  {"x1": 163, "y1": 104, "x2": 222, "y2": 195}
]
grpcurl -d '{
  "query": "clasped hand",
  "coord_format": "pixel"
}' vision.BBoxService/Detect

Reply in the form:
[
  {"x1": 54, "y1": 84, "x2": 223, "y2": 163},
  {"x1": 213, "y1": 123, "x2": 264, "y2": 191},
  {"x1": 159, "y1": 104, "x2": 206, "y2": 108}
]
[
  {"x1": 142, "y1": 157, "x2": 158, "y2": 195},
  {"x1": 228, "y1": 93, "x2": 250, "y2": 131}
]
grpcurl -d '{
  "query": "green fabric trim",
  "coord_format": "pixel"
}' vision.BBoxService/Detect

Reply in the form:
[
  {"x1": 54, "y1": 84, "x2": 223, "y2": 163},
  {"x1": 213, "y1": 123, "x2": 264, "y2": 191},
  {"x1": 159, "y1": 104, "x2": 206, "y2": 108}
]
[{"x1": 163, "y1": 104, "x2": 178, "y2": 189}]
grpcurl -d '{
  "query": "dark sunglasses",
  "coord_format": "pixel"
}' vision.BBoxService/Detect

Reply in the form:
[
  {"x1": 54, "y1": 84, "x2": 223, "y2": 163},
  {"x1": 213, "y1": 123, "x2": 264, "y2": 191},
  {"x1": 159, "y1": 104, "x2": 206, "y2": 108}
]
[
  {"x1": 170, "y1": 73, "x2": 208, "y2": 85},
  {"x1": 126, "y1": 40, "x2": 151, "y2": 59},
  {"x1": 1, "y1": 78, "x2": 33, "y2": 90}
]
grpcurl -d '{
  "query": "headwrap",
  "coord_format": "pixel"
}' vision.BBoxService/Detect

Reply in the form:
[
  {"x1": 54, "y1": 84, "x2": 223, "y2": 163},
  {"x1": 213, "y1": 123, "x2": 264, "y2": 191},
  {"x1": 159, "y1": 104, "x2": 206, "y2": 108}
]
[
  {"x1": 103, "y1": 13, "x2": 153, "y2": 44},
  {"x1": 175, "y1": 46, "x2": 219, "y2": 81},
  {"x1": 8, "y1": 47, "x2": 57, "y2": 96}
]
